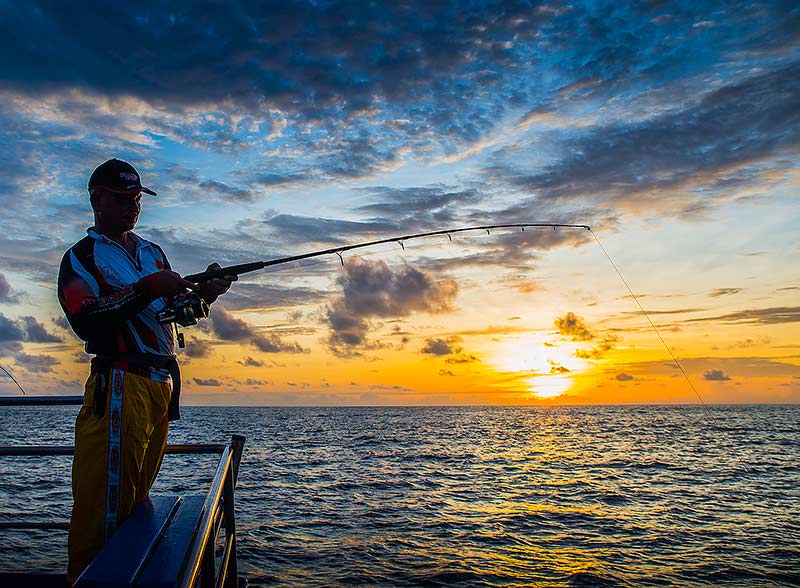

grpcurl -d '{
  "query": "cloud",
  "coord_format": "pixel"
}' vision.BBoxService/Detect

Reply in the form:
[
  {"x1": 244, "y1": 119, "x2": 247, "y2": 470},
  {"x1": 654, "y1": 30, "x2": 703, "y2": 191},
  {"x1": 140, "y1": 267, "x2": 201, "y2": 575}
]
[
  {"x1": 0, "y1": 273, "x2": 21, "y2": 303},
  {"x1": 445, "y1": 354, "x2": 480, "y2": 364},
  {"x1": 488, "y1": 63, "x2": 800, "y2": 213},
  {"x1": 708, "y1": 288, "x2": 743, "y2": 298},
  {"x1": 0, "y1": 313, "x2": 61, "y2": 343},
  {"x1": 438, "y1": 369, "x2": 455, "y2": 377},
  {"x1": 208, "y1": 305, "x2": 307, "y2": 353},
  {"x1": 14, "y1": 352, "x2": 59, "y2": 373},
  {"x1": 209, "y1": 307, "x2": 253, "y2": 341},
  {"x1": 182, "y1": 337, "x2": 213, "y2": 358},
  {"x1": 240, "y1": 356, "x2": 264, "y2": 367},
  {"x1": 616, "y1": 373, "x2": 634, "y2": 381},
  {"x1": 193, "y1": 377, "x2": 222, "y2": 386},
  {"x1": 324, "y1": 258, "x2": 458, "y2": 352},
  {"x1": 686, "y1": 307, "x2": 800, "y2": 325},
  {"x1": 21, "y1": 316, "x2": 62, "y2": 343},
  {"x1": 421, "y1": 336, "x2": 462, "y2": 356},
  {"x1": 252, "y1": 333, "x2": 308, "y2": 354},
  {"x1": 703, "y1": 369, "x2": 732, "y2": 381},
  {"x1": 555, "y1": 312, "x2": 594, "y2": 341}
]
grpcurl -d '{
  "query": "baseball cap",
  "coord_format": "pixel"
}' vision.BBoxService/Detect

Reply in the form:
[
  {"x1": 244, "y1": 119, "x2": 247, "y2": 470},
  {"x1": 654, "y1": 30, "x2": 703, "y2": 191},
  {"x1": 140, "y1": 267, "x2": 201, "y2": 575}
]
[{"x1": 88, "y1": 158, "x2": 157, "y2": 196}]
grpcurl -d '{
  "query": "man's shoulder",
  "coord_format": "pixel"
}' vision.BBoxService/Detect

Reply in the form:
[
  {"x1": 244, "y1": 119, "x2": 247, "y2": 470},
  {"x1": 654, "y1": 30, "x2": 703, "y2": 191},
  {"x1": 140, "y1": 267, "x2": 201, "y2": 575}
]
[{"x1": 64, "y1": 235, "x2": 95, "y2": 259}]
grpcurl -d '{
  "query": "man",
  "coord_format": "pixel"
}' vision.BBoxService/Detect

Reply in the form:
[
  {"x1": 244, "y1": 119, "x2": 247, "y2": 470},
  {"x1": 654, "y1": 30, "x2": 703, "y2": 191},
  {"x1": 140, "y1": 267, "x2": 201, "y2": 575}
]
[{"x1": 57, "y1": 158, "x2": 236, "y2": 582}]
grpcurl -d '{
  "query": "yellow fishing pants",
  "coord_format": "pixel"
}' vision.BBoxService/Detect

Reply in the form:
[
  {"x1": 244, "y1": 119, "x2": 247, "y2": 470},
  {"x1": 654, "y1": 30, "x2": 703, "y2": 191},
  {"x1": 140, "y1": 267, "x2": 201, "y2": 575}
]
[{"x1": 67, "y1": 368, "x2": 171, "y2": 582}]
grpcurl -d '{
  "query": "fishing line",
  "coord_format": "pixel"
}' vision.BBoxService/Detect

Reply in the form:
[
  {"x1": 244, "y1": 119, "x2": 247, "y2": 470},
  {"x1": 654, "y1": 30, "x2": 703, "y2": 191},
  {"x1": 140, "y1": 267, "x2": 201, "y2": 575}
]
[
  {"x1": 0, "y1": 362, "x2": 26, "y2": 395},
  {"x1": 589, "y1": 229, "x2": 751, "y2": 475}
]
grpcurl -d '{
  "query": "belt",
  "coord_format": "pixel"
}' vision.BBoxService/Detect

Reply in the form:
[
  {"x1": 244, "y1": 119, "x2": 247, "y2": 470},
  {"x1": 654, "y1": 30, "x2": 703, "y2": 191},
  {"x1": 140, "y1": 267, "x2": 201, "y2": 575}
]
[{"x1": 91, "y1": 353, "x2": 181, "y2": 421}]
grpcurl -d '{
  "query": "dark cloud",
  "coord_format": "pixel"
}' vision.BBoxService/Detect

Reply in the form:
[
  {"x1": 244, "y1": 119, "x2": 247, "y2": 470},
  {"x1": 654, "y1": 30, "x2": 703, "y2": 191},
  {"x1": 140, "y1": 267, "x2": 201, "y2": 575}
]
[
  {"x1": 193, "y1": 377, "x2": 222, "y2": 386},
  {"x1": 182, "y1": 337, "x2": 213, "y2": 358},
  {"x1": 616, "y1": 373, "x2": 634, "y2": 381},
  {"x1": 489, "y1": 63, "x2": 800, "y2": 211},
  {"x1": 21, "y1": 317, "x2": 62, "y2": 343},
  {"x1": 549, "y1": 361, "x2": 570, "y2": 374},
  {"x1": 703, "y1": 369, "x2": 732, "y2": 381},
  {"x1": 0, "y1": 273, "x2": 20, "y2": 303},
  {"x1": 252, "y1": 333, "x2": 308, "y2": 354},
  {"x1": 324, "y1": 257, "x2": 458, "y2": 352},
  {"x1": 209, "y1": 305, "x2": 307, "y2": 353},
  {"x1": 555, "y1": 312, "x2": 594, "y2": 341},
  {"x1": 438, "y1": 369, "x2": 455, "y2": 377},
  {"x1": 14, "y1": 352, "x2": 59, "y2": 373},
  {"x1": 210, "y1": 307, "x2": 252, "y2": 341},
  {"x1": 0, "y1": 313, "x2": 61, "y2": 343},
  {"x1": 421, "y1": 336, "x2": 462, "y2": 356},
  {"x1": 198, "y1": 179, "x2": 253, "y2": 203}
]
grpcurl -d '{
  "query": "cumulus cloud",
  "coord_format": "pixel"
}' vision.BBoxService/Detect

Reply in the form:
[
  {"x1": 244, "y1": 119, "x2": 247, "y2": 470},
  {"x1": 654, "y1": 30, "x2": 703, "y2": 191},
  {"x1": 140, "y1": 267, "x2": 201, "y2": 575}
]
[
  {"x1": 324, "y1": 258, "x2": 458, "y2": 353},
  {"x1": 616, "y1": 373, "x2": 634, "y2": 381},
  {"x1": 209, "y1": 307, "x2": 252, "y2": 341},
  {"x1": 555, "y1": 312, "x2": 594, "y2": 341},
  {"x1": 183, "y1": 337, "x2": 213, "y2": 358},
  {"x1": 704, "y1": 369, "x2": 732, "y2": 381},
  {"x1": 421, "y1": 336, "x2": 463, "y2": 356}
]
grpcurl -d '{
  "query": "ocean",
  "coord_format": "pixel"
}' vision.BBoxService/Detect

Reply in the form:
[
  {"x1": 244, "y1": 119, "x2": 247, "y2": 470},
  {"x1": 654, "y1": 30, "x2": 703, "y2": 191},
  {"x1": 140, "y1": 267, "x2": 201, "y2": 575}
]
[{"x1": 1, "y1": 405, "x2": 798, "y2": 587}]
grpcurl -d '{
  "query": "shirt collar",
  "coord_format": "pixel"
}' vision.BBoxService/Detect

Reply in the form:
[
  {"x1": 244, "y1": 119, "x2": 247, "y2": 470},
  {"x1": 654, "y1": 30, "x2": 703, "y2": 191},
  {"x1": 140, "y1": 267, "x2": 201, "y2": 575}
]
[{"x1": 87, "y1": 227, "x2": 148, "y2": 250}]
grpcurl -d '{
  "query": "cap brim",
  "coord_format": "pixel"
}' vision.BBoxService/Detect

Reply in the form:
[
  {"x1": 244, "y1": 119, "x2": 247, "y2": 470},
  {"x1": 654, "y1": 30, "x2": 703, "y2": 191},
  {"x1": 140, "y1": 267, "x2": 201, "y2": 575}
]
[{"x1": 88, "y1": 185, "x2": 157, "y2": 196}]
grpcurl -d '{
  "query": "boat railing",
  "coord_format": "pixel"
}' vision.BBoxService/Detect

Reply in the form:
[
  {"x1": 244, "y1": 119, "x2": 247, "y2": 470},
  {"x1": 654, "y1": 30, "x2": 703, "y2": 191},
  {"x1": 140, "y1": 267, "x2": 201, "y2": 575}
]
[{"x1": 0, "y1": 395, "x2": 246, "y2": 588}]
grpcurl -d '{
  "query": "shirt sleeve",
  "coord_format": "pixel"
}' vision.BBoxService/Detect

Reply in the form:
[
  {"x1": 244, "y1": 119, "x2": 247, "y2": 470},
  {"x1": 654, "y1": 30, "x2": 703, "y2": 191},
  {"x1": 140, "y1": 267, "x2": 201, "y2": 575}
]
[{"x1": 57, "y1": 246, "x2": 158, "y2": 342}]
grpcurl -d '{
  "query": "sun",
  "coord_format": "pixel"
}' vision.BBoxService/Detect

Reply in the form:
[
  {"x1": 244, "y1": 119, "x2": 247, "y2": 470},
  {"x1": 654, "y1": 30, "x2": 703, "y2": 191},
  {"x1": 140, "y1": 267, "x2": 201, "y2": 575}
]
[{"x1": 487, "y1": 334, "x2": 589, "y2": 398}]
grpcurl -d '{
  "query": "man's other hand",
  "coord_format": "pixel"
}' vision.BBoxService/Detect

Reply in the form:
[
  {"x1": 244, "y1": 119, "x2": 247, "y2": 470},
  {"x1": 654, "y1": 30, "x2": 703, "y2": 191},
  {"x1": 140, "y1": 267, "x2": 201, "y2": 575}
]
[{"x1": 198, "y1": 263, "x2": 237, "y2": 304}]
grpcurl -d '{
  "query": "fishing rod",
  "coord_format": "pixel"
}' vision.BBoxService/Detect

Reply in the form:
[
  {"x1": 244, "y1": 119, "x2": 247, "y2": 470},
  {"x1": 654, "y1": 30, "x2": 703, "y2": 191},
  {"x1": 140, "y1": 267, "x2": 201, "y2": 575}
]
[
  {"x1": 0, "y1": 362, "x2": 26, "y2": 395},
  {"x1": 157, "y1": 223, "x2": 591, "y2": 327}
]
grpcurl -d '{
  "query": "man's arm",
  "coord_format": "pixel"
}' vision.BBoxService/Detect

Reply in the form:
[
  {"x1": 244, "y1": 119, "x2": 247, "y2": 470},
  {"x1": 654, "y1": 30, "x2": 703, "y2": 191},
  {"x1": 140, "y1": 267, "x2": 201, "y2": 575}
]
[{"x1": 58, "y1": 248, "x2": 195, "y2": 341}]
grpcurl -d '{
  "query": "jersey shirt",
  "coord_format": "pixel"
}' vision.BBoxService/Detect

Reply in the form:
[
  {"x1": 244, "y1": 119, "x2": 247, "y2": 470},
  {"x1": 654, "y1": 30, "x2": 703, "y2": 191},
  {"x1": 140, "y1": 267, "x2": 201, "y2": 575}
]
[{"x1": 58, "y1": 228, "x2": 175, "y2": 381}]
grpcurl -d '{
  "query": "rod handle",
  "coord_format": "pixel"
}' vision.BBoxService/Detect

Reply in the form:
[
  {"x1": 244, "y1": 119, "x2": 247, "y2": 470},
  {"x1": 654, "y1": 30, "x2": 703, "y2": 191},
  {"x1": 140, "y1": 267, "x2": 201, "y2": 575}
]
[{"x1": 184, "y1": 261, "x2": 265, "y2": 282}]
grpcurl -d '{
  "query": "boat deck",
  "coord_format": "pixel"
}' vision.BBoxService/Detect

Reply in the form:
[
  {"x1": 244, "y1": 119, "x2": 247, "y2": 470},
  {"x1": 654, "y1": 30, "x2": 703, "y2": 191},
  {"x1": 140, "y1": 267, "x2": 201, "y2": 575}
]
[{"x1": 0, "y1": 396, "x2": 246, "y2": 588}]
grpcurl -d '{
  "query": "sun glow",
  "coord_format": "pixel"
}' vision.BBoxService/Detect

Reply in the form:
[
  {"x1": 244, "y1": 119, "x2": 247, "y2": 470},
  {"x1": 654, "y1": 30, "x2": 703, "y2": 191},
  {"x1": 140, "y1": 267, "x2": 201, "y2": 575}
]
[{"x1": 488, "y1": 334, "x2": 590, "y2": 398}]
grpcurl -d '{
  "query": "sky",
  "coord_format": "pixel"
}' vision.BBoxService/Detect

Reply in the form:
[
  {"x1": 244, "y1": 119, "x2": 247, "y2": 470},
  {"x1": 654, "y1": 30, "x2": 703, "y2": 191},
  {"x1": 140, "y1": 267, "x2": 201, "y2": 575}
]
[{"x1": 0, "y1": 0, "x2": 797, "y2": 405}]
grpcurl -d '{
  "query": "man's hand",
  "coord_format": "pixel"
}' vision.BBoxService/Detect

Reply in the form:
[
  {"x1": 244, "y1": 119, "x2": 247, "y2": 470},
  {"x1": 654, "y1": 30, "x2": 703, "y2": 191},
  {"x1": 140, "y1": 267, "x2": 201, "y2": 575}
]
[
  {"x1": 198, "y1": 263, "x2": 237, "y2": 304},
  {"x1": 139, "y1": 270, "x2": 197, "y2": 299}
]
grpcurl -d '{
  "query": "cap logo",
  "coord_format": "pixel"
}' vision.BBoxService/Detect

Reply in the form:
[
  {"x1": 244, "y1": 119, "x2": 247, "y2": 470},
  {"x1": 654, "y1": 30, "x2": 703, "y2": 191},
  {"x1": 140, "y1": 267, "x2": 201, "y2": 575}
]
[{"x1": 119, "y1": 172, "x2": 139, "y2": 182}]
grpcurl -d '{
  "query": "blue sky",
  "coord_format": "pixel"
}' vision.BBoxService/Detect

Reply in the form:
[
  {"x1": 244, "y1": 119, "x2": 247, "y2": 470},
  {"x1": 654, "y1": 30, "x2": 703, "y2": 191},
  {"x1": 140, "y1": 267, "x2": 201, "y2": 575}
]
[{"x1": 0, "y1": 1, "x2": 798, "y2": 403}]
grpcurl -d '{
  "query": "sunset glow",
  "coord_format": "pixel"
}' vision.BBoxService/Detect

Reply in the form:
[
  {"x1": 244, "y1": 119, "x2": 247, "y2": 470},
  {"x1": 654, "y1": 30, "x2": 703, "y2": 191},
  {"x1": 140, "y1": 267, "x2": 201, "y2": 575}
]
[{"x1": 0, "y1": 2, "x2": 797, "y2": 405}]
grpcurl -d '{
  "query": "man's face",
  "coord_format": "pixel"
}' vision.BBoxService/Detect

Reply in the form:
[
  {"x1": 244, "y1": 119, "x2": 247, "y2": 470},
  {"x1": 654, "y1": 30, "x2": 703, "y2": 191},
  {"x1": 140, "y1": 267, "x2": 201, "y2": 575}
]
[{"x1": 94, "y1": 191, "x2": 142, "y2": 233}]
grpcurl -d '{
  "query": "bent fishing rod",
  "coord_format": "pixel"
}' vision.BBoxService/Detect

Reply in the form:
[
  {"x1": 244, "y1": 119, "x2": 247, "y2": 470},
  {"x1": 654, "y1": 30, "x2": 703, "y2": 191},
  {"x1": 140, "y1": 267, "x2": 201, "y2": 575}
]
[
  {"x1": 183, "y1": 223, "x2": 592, "y2": 283},
  {"x1": 157, "y1": 223, "x2": 590, "y2": 328}
]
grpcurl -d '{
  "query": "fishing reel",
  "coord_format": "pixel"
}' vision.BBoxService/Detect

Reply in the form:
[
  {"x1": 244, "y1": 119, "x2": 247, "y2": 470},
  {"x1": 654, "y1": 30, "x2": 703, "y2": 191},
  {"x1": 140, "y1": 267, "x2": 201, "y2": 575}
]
[{"x1": 156, "y1": 291, "x2": 209, "y2": 327}]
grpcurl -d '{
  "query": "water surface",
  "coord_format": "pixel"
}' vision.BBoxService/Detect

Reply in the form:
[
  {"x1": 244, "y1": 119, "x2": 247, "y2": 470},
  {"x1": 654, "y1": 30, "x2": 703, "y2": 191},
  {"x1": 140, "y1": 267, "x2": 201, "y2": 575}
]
[{"x1": 0, "y1": 405, "x2": 798, "y2": 587}]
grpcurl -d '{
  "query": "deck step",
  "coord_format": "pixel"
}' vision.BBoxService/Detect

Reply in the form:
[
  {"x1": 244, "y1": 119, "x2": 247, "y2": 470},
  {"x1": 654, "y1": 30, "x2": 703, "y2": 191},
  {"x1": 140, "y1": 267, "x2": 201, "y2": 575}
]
[
  {"x1": 136, "y1": 495, "x2": 206, "y2": 588},
  {"x1": 75, "y1": 495, "x2": 182, "y2": 588}
]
